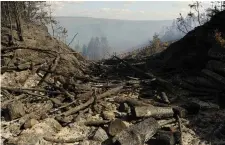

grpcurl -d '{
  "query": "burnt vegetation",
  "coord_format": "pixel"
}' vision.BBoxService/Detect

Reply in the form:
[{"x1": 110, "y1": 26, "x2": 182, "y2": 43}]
[{"x1": 1, "y1": 1, "x2": 225, "y2": 145}]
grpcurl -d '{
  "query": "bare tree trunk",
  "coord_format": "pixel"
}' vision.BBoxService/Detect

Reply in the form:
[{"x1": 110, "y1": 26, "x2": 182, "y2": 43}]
[
  {"x1": 7, "y1": 2, "x2": 14, "y2": 46},
  {"x1": 48, "y1": 6, "x2": 54, "y2": 37},
  {"x1": 13, "y1": 2, "x2": 24, "y2": 41},
  {"x1": 195, "y1": 2, "x2": 201, "y2": 25}
]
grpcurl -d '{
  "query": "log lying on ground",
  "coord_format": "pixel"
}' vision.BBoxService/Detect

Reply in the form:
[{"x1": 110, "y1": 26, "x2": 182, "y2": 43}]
[
  {"x1": 206, "y1": 60, "x2": 225, "y2": 76},
  {"x1": 208, "y1": 47, "x2": 225, "y2": 61},
  {"x1": 61, "y1": 85, "x2": 123, "y2": 116},
  {"x1": 160, "y1": 92, "x2": 170, "y2": 104},
  {"x1": 1, "y1": 46, "x2": 56, "y2": 54},
  {"x1": 184, "y1": 76, "x2": 220, "y2": 89},
  {"x1": 84, "y1": 120, "x2": 110, "y2": 126},
  {"x1": 1, "y1": 86, "x2": 62, "y2": 94},
  {"x1": 43, "y1": 136, "x2": 84, "y2": 143},
  {"x1": 202, "y1": 69, "x2": 225, "y2": 87},
  {"x1": 177, "y1": 115, "x2": 183, "y2": 145},
  {"x1": 113, "y1": 56, "x2": 177, "y2": 95},
  {"x1": 38, "y1": 55, "x2": 60, "y2": 86},
  {"x1": 113, "y1": 117, "x2": 160, "y2": 145},
  {"x1": 1, "y1": 64, "x2": 31, "y2": 73},
  {"x1": 134, "y1": 106, "x2": 174, "y2": 118},
  {"x1": 176, "y1": 79, "x2": 221, "y2": 93},
  {"x1": 1, "y1": 86, "x2": 61, "y2": 104},
  {"x1": 114, "y1": 97, "x2": 150, "y2": 107},
  {"x1": 51, "y1": 91, "x2": 93, "y2": 113},
  {"x1": 153, "y1": 130, "x2": 176, "y2": 145}
]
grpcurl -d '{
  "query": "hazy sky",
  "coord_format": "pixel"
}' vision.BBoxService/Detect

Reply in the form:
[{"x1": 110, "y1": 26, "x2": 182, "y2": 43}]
[{"x1": 48, "y1": 1, "x2": 211, "y2": 20}]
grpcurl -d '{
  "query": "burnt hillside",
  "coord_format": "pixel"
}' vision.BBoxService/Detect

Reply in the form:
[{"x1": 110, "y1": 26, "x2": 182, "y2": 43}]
[
  {"x1": 1, "y1": 6, "x2": 225, "y2": 145},
  {"x1": 161, "y1": 10, "x2": 225, "y2": 71}
]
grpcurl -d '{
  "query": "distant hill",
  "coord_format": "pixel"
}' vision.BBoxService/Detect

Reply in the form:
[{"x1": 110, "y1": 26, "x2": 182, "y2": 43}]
[{"x1": 50, "y1": 17, "x2": 173, "y2": 53}]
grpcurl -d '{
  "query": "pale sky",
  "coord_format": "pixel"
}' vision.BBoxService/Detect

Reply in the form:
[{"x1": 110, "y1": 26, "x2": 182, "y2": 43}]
[{"x1": 48, "y1": 1, "x2": 212, "y2": 20}]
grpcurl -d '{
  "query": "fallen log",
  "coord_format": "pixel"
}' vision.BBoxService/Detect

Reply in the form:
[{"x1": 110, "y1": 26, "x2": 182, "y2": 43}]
[
  {"x1": 51, "y1": 91, "x2": 93, "y2": 113},
  {"x1": 176, "y1": 79, "x2": 221, "y2": 93},
  {"x1": 42, "y1": 79, "x2": 75, "y2": 100},
  {"x1": 177, "y1": 115, "x2": 183, "y2": 145},
  {"x1": 84, "y1": 120, "x2": 110, "y2": 126},
  {"x1": 184, "y1": 76, "x2": 220, "y2": 89},
  {"x1": 1, "y1": 46, "x2": 56, "y2": 54},
  {"x1": 114, "y1": 97, "x2": 150, "y2": 107},
  {"x1": 1, "y1": 86, "x2": 62, "y2": 95},
  {"x1": 134, "y1": 106, "x2": 174, "y2": 118},
  {"x1": 61, "y1": 85, "x2": 123, "y2": 116},
  {"x1": 202, "y1": 69, "x2": 225, "y2": 87},
  {"x1": 96, "y1": 85, "x2": 123, "y2": 100},
  {"x1": 153, "y1": 130, "x2": 176, "y2": 145},
  {"x1": 208, "y1": 47, "x2": 225, "y2": 61},
  {"x1": 113, "y1": 117, "x2": 160, "y2": 145},
  {"x1": 113, "y1": 56, "x2": 177, "y2": 95},
  {"x1": 157, "y1": 118, "x2": 176, "y2": 127},
  {"x1": 206, "y1": 60, "x2": 225, "y2": 76},
  {"x1": 160, "y1": 92, "x2": 170, "y2": 104},
  {"x1": 1, "y1": 65, "x2": 31, "y2": 73},
  {"x1": 43, "y1": 136, "x2": 84, "y2": 143},
  {"x1": 1, "y1": 86, "x2": 60, "y2": 104},
  {"x1": 38, "y1": 55, "x2": 60, "y2": 86}
]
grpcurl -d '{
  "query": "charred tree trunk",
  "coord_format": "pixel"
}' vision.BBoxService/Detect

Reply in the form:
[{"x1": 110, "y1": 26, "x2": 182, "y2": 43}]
[
  {"x1": 13, "y1": 2, "x2": 24, "y2": 41},
  {"x1": 6, "y1": 2, "x2": 14, "y2": 46}
]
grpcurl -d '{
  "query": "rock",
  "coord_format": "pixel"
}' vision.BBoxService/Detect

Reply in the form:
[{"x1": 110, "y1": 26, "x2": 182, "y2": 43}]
[
  {"x1": 17, "y1": 62, "x2": 31, "y2": 70},
  {"x1": 102, "y1": 111, "x2": 115, "y2": 120},
  {"x1": 6, "y1": 101, "x2": 26, "y2": 120},
  {"x1": 17, "y1": 133, "x2": 51, "y2": 145},
  {"x1": 108, "y1": 119, "x2": 127, "y2": 136},
  {"x1": 23, "y1": 119, "x2": 39, "y2": 129},
  {"x1": 16, "y1": 121, "x2": 57, "y2": 145},
  {"x1": 55, "y1": 115, "x2": 73, "y2": 124},
  {"x1": 113, "y1": 118, "x2": 160, "y2": 145},
  {"x1": 50, "y1": 98, "x2": 63, "y2": 106},
  {"x1": 43, "y1": 118, "x2": 62, "y2": 132},
  {"x1": 93, "y1": 127, "x2": 108, "y2": 142},
  {"x1": 9, "y1": 123, "x2": 21, "y2": 136}
]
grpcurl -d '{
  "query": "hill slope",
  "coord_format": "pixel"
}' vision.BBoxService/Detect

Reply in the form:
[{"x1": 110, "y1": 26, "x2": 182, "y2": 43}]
[{"x1": 1, "y1": 22, "x2": 87, "y2": 88}]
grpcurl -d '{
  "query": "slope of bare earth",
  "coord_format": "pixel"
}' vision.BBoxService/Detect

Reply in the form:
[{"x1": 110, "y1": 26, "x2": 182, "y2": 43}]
[{"x1": 1, "y1": 21, "x2": 88, "y2": 88}]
